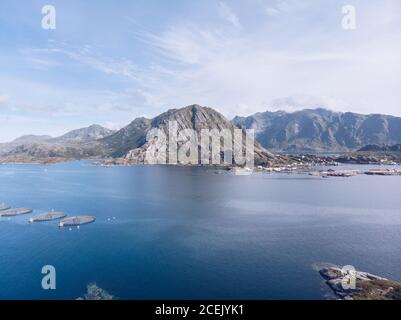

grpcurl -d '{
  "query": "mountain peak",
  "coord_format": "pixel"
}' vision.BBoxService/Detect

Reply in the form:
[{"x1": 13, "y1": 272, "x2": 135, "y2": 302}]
[
  {"x1": 103, "y1": 104, "x2": 232, "y2": 157},
  {"x1": 164, "y1": 104, "x2": 215, "y2": 117},
  {"x1": 102, "y1": 104, "x2": 277, "y2": 164},
  {"x1": 12, "y1": 135, "x2": 52, "y2": 144},
  {"x1": 51, "y1": 124, "x2": 115, "y2": 143}
]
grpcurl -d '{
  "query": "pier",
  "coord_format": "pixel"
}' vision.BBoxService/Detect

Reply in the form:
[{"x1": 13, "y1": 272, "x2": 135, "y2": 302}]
[
  {"x1": 0, "y1": 208, "x2": 33, "y2": 217},
  {"x1": 28, "y1": 211, "x2": 66, "y2": 223},
  {"x1": 59, "y1": 216, "x2": 96, "y2": 227}
]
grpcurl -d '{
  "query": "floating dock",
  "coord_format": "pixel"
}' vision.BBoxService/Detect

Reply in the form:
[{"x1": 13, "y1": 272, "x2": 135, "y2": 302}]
[
  {"x1": 59, "y1": 216, "x2": 96, "y2": 227},
  {"x1": 309, "y1": 170, "x2": 359, "y2": 177},
  {"x1": 28, "y1": 211, "x2": 66, "y2": 223},
  {"x1": 0, "y1": 204, "x2": 11, "y2": 211},
  {"x1": 0, "y1": 208, "x2": 33, "y2": 217},
  {"x1": 365, "y1": 168, "x2": 401, "y2": 176}
]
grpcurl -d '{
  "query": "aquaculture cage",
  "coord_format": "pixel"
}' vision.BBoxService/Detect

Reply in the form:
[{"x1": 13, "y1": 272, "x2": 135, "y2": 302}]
[
  {"x1": 0, "y1": 208, "x2": 33, "y2": 217},
  {"x1": 28, "y1": 212, "x2": 67, "y2": 222},
  {"x1": 59, "y1": 216, "x2": 96, "y2": 227}
]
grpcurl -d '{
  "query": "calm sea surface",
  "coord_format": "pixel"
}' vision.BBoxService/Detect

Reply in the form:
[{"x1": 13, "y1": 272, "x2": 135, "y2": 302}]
[{"x1": 1, "y1": 161, "x2": 401, "y2": 300}]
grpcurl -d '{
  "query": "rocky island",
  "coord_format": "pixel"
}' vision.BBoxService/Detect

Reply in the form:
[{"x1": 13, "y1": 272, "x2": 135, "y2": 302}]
[
  {"x1": 318, "y1": 265, "x2": 401, "y2": 300},
  {"x1": 77, "y1": 283, "x2": 114, "y2": 300}
]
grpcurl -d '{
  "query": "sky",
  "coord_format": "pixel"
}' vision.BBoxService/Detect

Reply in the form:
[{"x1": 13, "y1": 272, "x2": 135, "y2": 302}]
[{"x1": 1, "y1": 0, "x2": 401, "y2": 142}]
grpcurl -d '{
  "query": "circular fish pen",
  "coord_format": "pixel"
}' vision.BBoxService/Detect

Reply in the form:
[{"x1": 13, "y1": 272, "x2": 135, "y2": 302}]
[
  {"x1": 28, "y1": 212, "x2": 66, "y2": 223},
  {"x1": 0, "y1": 204, "x2": 11, "y2": 211},
  {"x1": 59, "y1": 216, "x2": 96, "y2": 228},
  {"x1": 0, "y1": 208, "x2": 33, "y2": 217}
]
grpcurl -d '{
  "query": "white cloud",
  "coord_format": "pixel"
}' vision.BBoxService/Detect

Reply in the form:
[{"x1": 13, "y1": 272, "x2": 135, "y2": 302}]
[
  {"x1": 21, "y1": 46, "x2": 139, "y2": 80},
  {"x1": 262, "y1": 0, "x2": 293, "y2": 17},
  {"x1": 3, "y1": 0, "x2": 401, "y2": 142},
  {"x1": 218, "y1": 2, "x2": 241, "y2": 28},
  {"x1": 265, "y1": 7, "x2": 280, "y2": 17},
  {"x1": 14, "y1": 0, "x2": 401, "y2": 121},
  {"x1": 131, "y1": 1, "x2": 401, "y2": 118},
  {"x1": 269, "y1": 95, "x2": 349, "y2": 112}
]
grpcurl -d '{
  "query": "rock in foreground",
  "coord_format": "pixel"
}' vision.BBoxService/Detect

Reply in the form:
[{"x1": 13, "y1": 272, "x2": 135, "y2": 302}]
[
  {"x1": 318, "y1": 265, "x2": 401, "y2": 300},
  {"x1": 77, "y1": 283, "x2": 114, "y2": 300}
]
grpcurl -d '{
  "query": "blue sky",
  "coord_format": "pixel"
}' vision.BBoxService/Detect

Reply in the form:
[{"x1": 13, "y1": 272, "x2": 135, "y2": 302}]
[{"x1": 1, "y1": 0, "x2": 401, "y2": 141}]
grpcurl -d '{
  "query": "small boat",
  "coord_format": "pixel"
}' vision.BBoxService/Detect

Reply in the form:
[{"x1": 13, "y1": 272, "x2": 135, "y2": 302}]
[
  {"x1": 0, "y1": 208, "x2": 33, "y2": 217},
  {"x1": 59, "y1": 216, "x2": 96, "y2": 227},
  {"x1": 0, "y1": 204, "x2": 11, "y2": 211},
  {"x1": 28, "y1": 211, "x2": 66, "y2": 223},
  {"x1": 232, "y1": 167, "x2": 253, "y2": 175}
]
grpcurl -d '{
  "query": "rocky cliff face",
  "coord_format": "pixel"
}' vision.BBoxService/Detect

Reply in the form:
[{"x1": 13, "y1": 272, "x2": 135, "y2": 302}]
[
  {"x1": 233, "y1": 108, "x2": 401, "y2": 152},
  {"x1": 104, "y1": 104, "x2": 285, "y2": 166},
  {"x1": 100, "y1": 118, "x2": 152, "y2": 157}
]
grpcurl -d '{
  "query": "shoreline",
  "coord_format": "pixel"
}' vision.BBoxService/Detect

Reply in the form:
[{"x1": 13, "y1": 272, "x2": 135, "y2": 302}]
[
  {"x1": 2, "y1": 157, "x2": 401, "y2": 178},
  {"x1": 317, "y1": 265, "x2": 401, "y2": 300}
]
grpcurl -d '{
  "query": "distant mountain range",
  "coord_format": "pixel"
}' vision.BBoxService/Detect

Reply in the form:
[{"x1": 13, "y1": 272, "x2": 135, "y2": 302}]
[
  {"x1": 233, "y1": 108, "x2": 401, "y2": 152},
  {"x1": 2, "y1": 105, "x2": 401, "y2": 164},
  {"x1": 0, "y1": 125, "x2": 115, "y2": 162},
  {"x1": 1, "y1": 124, "x2": 114, "y2": 148}
]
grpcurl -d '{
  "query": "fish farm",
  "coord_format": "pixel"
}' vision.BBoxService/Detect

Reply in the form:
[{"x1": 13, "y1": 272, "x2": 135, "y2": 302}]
[
  {"x1": 0, "y1": 208, "x2": 33, "y2": 217},
  {"x1": 28, "y1": 211, "x2": 66, "y2": 223},
  {"x1": 59, "y1": 216, "x2": 96, "y2": 227},
  {"x1": 0, "y1": 203, "x2": 96, "y2": 229}
]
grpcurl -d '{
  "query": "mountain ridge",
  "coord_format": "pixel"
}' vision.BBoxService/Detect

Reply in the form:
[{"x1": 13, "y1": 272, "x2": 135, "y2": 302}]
[
  {"x1": 103, "y1": 104, "x2": 284, "y2": 166},
  {"x1": 3, "y1": 105, "x2": 401, "y2": 164},
  {"x1": 0, "y1": 124, "x2": 115, "y2": 160},
  {"x1": 50, "y1": 124, "x2": 115, "y2": 143},
  {"x1": 233, "y1": 108, "x2": 401, "y2": 152}
]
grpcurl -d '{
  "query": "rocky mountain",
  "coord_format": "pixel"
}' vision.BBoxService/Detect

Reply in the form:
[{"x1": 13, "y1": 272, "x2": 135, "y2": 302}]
[
  {"x1": 50, "y1": 124, "x2": 115, "y2": 143},
  {"x1": 12, "y1": 135, "x2": 53, "y2": 144},
  {"x1": 100, "y1": 118, "x2": 152, "y2": 157},
  {"x1": 0, "y1": 135, "x2": 52, "y2": 154},
  {"x1": 0, "y1": 124, "x2": 114, "y2": 161},
  {"x1": 233, "y1": 108, "x2": 401, "y2": 153},
  {"x1": 1, "y1": 106, "x2": 287, "y2": 166},
  {"x1": 102, "y1": 104, "x2": 286, "y2": 166},
  {"x1": 1, "y1": 142, "x2": 107, "y2": 163},
  {"x1": 6, "y1": 105, "x2": 401, "y2": 165}
]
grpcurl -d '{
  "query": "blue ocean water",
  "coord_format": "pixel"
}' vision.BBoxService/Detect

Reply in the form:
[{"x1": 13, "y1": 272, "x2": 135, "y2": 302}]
[{"x1": 0, "y1": 161, "x2": 401, "y2": 300}]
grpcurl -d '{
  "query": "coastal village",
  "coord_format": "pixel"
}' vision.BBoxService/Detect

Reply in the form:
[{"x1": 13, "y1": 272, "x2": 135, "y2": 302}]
[{"x1": 244, "y1": 163, "x2": 401, "y2": 177}]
